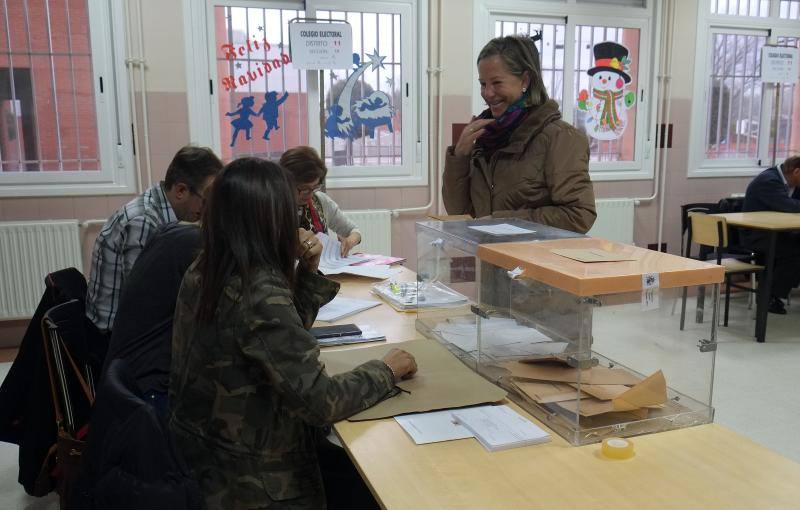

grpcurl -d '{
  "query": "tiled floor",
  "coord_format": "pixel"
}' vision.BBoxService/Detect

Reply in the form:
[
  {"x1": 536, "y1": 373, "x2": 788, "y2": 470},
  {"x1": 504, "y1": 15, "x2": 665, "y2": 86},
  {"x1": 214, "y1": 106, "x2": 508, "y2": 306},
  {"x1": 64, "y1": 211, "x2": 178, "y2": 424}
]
[{"x1": 0, "y1": 293, "x2": 798, "y2": 507}]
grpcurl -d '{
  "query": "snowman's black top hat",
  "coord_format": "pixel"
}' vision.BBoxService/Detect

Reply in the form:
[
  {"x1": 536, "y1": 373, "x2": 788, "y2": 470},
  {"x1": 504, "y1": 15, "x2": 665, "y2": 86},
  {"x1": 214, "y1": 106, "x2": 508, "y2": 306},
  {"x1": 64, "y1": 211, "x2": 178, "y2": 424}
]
[{"x1": 587, "y1": 41, "x2": 631, "y2": 83}]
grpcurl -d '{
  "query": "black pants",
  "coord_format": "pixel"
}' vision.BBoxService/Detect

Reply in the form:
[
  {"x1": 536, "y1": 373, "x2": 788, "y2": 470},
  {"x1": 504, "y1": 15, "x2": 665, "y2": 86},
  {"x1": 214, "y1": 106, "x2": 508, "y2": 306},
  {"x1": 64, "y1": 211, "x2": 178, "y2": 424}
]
[
  {"x1": 748, "y1": 233, "x2": 800, "y2": 299},
  {"x1": 316, "y1": 434, "x2": 379, "y2": 510}
]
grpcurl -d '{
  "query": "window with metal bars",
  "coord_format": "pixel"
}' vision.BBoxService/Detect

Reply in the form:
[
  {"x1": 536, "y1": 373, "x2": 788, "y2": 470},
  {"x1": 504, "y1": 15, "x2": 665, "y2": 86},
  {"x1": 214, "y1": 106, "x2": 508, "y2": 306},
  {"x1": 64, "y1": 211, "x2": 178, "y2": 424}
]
[
  {"x1": 779, "y1": 0, "x2": 800, "y2": 19},
  {"x1": 492, "y1": 17, "x2": 642, "y2": 164},
  {"x1": 0, "y1": 0, "x2": 132, "y2": 196},
  {"x1": 691, "y1": 1, "x2": 800, "y2": 174},
  {"x1": 203, "y1": 0, "x2": 420, "y2": 187},
  {"x1": 711, "y1": 0, "x2": 771, "y2": 16}
]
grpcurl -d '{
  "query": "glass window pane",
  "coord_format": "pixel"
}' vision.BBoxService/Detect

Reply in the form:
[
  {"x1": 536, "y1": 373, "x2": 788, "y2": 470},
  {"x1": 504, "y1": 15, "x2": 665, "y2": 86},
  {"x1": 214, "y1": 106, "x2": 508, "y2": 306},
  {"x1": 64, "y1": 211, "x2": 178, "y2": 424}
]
[
  {"x1": 712, "y1": 0, "x2": 770, "y2": 17},
  {"x1": 780, "y1": 0, "x2": 800, "y2": 19},
  {"x1": 705, "y1": 32, "x2": 766, "y2": 160},
  {"x1": 574, "y1": 26, "x2": 640, "y2": 162},
  {"x1": 0, "y1": 0, "x2": 99, "y2": 173},
  {"x1": 318, "y1": 9, "x2": 403, "y2": 169},
  {"x1": 214, "y1": 6, "x2": 308, "y2": 161},
  {"x1": 494, "y1": 20, "x2": 565, "y2": 108},
  {"x1": 771, "y1": 37, "x2": 800, "y2": 160}
]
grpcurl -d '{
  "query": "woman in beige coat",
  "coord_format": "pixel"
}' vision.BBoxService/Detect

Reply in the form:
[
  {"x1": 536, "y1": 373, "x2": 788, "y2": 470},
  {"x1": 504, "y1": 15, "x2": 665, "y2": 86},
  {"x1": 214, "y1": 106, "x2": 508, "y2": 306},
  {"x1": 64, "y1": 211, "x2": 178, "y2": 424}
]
[{"x1": 443, "y1": 35, "x2": 596, "y2": 234}]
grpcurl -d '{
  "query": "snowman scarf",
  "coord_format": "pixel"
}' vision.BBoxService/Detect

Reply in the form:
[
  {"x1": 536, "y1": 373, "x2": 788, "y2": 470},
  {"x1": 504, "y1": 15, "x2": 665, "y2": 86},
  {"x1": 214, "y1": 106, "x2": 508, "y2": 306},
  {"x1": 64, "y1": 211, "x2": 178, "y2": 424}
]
[{"x1": 593, "y1": 89, "x2": 623, "y2": 131}]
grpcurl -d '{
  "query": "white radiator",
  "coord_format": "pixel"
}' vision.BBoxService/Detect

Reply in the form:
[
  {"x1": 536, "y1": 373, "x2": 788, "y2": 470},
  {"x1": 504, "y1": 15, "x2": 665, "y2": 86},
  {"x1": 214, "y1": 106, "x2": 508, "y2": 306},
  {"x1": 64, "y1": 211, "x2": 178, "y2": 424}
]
[
  {"x1": 587, "y1": 199, "x2": 635, "y2": 245},
  {"x1": 342, "y1": 209, "x2": 392, "y2": 255},
  {"x1": 0, "y1": 220, "x2": 83, "y2": 320}
]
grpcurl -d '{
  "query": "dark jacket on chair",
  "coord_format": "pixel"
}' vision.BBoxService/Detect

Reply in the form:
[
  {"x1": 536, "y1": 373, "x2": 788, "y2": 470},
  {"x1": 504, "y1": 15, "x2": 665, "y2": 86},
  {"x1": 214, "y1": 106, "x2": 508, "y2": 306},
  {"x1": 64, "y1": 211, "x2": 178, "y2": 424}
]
[
  {"x1": 72, "y1": 359, "x2": 201, "y2": 509},
  {"x1": 0, "y1": 268, "x2": 97, "y2": 495}
]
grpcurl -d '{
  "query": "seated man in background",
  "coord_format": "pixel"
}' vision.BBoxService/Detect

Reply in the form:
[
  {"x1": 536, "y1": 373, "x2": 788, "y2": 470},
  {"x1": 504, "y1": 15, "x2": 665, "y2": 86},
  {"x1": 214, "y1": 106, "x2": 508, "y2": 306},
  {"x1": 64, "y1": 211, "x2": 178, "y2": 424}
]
[
  {"x1": 100, "y1": 222, "x2": 201, "y2": 414},
  {"x1": 742, "y1": 155, "x2": 800, "y2": 314},
  {"x1": 86, "y1": 146, "x2": 222, "y2": 336}
]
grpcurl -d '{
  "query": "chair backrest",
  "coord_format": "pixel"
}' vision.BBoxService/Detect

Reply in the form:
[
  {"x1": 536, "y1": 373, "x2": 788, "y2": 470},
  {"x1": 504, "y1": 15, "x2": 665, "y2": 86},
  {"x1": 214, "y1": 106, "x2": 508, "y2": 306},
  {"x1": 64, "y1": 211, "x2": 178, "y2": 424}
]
[
  {"x1": 680, "y1": 202, "x2": 720, "y2": 258},
  {"x1": 690, "y1": 212, "x2": 728, "y2": 251}
]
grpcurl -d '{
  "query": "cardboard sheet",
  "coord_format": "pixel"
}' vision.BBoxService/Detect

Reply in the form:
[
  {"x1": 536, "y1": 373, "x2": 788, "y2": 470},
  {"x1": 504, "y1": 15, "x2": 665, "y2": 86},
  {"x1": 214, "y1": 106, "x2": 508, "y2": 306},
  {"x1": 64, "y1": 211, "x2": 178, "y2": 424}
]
[
  {"x1": 569, "y1": 383, "x2": 630, "y2": 401},
  {"x1": 501, "y1": 360, "x2": 643, "y2": 385},
  {"x1": 550, "y1": 248, "x2": 640, "y2": 263},
  {"x1": 321, "y1": 339, "x2": 507, "y2": 421},
  {"x1": 511, "y1": 380, "x2": 587, "y2": 404},
  {"x1": 555, "y1": 371, "x2": 667, "y2": 417}
]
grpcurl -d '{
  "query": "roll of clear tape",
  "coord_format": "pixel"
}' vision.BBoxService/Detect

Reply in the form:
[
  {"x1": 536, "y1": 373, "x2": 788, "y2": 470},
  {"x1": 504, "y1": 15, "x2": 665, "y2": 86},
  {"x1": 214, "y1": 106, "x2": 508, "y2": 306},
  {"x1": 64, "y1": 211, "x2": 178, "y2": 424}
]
[{"x1": 601, "y1": 437, "x2": 635, "y2": 459}]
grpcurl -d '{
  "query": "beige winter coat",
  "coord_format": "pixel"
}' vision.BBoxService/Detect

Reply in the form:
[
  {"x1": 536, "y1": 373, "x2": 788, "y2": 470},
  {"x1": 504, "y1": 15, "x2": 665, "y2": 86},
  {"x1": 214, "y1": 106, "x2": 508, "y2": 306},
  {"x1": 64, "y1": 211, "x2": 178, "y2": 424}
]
[{"x1": 443, "y1": 100, "x2": 596, "y2": 234}]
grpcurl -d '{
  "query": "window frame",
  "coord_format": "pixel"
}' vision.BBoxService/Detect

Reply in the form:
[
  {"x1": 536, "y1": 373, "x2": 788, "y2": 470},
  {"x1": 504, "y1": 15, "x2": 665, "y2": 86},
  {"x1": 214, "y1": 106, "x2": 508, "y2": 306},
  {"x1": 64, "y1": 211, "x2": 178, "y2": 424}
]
[
  {"x1": 473, "y1": 0, "x2": 658, "y2": 181},
  {"x1": 688, "y1": 0, "x2": 800, "y2": 177},
  {"x1": 184, "y1": 0, "x2": 428, "y2": 189},
  {"x1": 0, "y1": 0, "x2": 135, "y2": 198}
]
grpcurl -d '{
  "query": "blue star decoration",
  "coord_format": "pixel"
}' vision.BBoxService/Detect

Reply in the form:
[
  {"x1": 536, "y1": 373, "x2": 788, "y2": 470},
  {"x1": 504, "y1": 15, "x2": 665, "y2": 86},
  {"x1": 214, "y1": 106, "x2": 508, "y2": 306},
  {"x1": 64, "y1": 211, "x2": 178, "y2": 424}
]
[
  {"x1": 329, "y1": 71, "x2": 338, "y2": 80},
  {"x1": 365, "y1": 49, "x2": 386, "y2": 71},
  {"x1": 385, "y1": 76, "x2": 394, "y2": 87},
  {"x1": 278, "y1": 42, "x2": 284, "y2": 49},
  {"x1": 257, "y1": 25, "x2": 263, "y2": 32},
  {"x1": 235, "y1": 62, "x2": 242, "y2": 69}
]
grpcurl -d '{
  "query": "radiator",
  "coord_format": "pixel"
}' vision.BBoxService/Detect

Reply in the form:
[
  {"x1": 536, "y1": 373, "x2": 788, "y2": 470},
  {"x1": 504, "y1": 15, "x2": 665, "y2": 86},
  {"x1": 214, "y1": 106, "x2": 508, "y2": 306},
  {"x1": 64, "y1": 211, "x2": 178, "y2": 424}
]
[
  {"x1": 587, "y1": 199, "x2": 635, "y2": 245},
  {"x1": 0, "y1": 220, "x2": 83, "y2": 320},
  {"x1": 342, "y1": 209, "x2": 392, "y2": 255}
]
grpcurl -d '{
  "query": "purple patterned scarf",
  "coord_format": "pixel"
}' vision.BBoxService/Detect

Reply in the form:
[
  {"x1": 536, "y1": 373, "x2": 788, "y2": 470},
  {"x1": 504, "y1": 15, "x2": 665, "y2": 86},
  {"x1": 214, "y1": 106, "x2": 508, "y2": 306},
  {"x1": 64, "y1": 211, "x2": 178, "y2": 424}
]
[{"x1": 477, "y1": 91, "x2": 531, "y2": 156}]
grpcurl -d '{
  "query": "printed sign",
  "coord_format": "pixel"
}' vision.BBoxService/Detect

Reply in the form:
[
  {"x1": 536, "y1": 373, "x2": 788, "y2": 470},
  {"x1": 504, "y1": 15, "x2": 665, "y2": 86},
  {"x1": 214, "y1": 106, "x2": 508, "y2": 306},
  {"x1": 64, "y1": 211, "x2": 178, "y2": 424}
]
[
  {"x1": 289, "y1": 22, "x2": 353, "y2": 70},
  {"x1": 641, "y1": 272, "x2": 660, "y2": 311},
  {"x1": 761, "y1": 46, "x2": 799, "y2": 84}
]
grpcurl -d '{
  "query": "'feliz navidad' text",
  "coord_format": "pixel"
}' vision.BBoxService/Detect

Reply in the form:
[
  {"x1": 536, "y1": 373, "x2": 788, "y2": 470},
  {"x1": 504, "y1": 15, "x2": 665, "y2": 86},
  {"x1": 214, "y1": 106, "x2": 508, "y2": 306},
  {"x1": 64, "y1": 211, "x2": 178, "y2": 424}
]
[{"x1": 220, "y1": 37, "x2": 292, "y2": 92}]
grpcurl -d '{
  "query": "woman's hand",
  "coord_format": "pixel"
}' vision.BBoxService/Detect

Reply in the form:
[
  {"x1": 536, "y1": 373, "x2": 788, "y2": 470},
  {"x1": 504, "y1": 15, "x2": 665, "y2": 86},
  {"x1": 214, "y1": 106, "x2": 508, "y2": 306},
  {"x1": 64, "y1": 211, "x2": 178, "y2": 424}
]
[
  {"x1": 454, "y1": 118, "x2": 495, "y2": 157},
  {"x1": 339, "y1": 231, "x2": 361, "y2": 257},
  {"x1": 298, "y1": 228, "x2": 322, "y2": 272},
  {"x1": 381, "y1": 348, "x2": 418, "y2": 381}
]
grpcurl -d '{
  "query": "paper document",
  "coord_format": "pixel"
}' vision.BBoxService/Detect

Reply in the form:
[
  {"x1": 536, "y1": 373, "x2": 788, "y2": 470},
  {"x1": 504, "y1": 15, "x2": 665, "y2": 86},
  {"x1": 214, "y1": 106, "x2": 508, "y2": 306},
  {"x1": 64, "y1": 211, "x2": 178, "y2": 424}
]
[
  {"x1": 468, "y1": 223, "x2": 536, "y2": 236},
  {"x1": 316, "y1": 232, "x2": 364, "y2": 270},
  {"x1": 451, "y1": 405, "x2": 551, "y2": 451},
  {"x1": 550, "y1": 248, "x2": 639, "y2": 263},
  {"x1": 433, "y1": 317, "x2": 553, "y2": 354},
  {"x1": 316, "y1": 324, "x2": 386, "y2": 347},
  {"x1": 321, "y1": 264, "x2": 400, "y2": 280},
  {"x1": 395, "y1": 410, "x2": 474, "y2": 445},
  {"x1": 316, "y1": 296, "x2": 381, "y2": 322},
  {"x1": 372, "y1": 281, "x2": 468, "y2": 310}
]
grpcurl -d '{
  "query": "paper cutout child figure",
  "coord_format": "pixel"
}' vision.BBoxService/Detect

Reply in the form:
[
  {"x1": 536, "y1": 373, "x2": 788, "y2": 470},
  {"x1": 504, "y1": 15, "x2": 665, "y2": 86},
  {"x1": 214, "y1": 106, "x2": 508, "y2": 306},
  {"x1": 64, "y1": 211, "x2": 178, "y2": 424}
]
[
  {"x1": 577, "y1": 41, "x2": 636, "y2": 141},
  {"x1": 225, "y1": 96, "x2": 257, "y2": 147},
  {"x1": 353, "y1": 91, "x2": 395, "y2": 138},
  {"x1": 325, "y1": 104, "x2": 353, "y2": 139},
  {"x1": 257, "y1": 91, "x2": 289, "y2": 140}
]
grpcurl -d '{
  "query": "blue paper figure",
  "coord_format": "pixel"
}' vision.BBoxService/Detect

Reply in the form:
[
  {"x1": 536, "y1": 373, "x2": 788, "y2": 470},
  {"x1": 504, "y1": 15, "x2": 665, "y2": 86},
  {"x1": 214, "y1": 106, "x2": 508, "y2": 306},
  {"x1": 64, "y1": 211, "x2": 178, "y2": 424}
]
[
  {"x1": 325, "y1": 50, "x2": 395, "y2": 141},
  {"x1": 225, "y1": 96, "x2": 257, "y2": 147},
  {"x1": 354, "y1": 91, "x2": 394, "y2": 138},
  {"x1": 257, "y1": 91, "x2": 289, "y2": 140},
  {"x1": 325, "y1": 104, "x2": 354, "y2": 139}
]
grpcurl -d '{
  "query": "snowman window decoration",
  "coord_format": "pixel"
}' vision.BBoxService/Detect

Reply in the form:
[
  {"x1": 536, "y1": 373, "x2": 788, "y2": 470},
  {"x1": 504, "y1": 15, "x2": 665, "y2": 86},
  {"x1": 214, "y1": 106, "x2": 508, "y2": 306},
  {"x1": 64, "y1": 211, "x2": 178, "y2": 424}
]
[{"x1": 577, "y1": 41, "x2": 636, "y2": 141}]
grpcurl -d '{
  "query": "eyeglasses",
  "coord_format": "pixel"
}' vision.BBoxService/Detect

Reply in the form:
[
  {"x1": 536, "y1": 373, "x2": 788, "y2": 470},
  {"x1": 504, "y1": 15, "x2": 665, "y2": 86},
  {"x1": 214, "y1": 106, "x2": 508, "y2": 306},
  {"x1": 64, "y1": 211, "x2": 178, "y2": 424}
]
[{"x1": 297, "y1": 184, "x2": 322, "y2": 196}]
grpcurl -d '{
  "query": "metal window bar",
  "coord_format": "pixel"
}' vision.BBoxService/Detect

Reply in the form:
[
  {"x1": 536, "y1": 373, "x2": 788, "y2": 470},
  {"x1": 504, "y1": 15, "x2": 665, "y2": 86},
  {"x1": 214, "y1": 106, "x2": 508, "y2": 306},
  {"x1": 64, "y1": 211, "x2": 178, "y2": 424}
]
[
  {"x1": 44, "y1": 0, "x2": 65, "y2": 170},
  {"x1": 65, "y1": 0, "x2": 83, "y2": 171},
  {"x1": 726, "y1": 34, "x2": 739, "y2": 156}
]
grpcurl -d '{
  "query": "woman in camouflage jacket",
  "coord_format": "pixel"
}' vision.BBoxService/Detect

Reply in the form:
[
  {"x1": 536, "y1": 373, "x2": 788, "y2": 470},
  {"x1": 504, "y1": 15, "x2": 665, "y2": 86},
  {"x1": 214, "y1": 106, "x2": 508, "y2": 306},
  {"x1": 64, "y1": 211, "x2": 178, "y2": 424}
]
[{"x1": 168, "y1": 158, "x2": 416, "y2": 509}]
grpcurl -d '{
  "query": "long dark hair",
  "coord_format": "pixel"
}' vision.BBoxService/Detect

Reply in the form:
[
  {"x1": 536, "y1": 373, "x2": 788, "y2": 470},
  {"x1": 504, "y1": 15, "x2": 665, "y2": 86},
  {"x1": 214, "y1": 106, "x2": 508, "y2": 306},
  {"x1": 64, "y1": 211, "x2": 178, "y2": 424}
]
[{"x1": 195, "y1": 157, "x2": 298, "y2": 322}]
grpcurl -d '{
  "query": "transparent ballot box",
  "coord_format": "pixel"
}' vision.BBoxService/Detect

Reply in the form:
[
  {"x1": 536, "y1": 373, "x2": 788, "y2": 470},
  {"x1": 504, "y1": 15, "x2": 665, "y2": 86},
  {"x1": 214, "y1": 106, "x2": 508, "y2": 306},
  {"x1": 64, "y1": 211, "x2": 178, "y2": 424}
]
[{"x1": 414, "y1": 220, "x2": 725, "y2": 446}]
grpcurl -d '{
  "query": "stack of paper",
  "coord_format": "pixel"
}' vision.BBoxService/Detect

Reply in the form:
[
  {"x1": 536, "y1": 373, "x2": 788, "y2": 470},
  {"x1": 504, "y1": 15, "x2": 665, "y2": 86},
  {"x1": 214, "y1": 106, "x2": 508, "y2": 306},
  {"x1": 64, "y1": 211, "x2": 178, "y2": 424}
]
[
  {"x1": 372, "y1": 281, "x2": 468, "y2": 311},
  {"x1": 451, "y1": 405, "x2": 551, "y2": 451},
  {"x1": 395, "y1": 409, "x2": 474, "y2": 445},
  {"x1": 500, "y1": 358, "x2": 668, "y2": 418},
  {"x1": 467, "y1": 223, "x2": 536, "y2": 236},
  {"x1": 316, "y1": 324, "x2": 386, "y2": 347},
  {"x1": 316, "y1": 296, "x2": 381, "y2": 322},
  {"x1": 431, "y1": 317, "x2": 564, "y2": 358},
  {"x1": 315, "y1": 233, "x2": 399, "y2": 279}
]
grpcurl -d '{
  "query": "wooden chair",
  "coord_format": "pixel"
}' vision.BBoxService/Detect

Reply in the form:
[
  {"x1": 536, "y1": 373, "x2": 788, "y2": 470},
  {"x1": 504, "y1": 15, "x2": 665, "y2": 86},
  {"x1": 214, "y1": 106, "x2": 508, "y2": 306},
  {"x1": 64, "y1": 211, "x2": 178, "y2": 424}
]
[{"x1": 680, "y1": 213, "x2": 764, "y2": 329}]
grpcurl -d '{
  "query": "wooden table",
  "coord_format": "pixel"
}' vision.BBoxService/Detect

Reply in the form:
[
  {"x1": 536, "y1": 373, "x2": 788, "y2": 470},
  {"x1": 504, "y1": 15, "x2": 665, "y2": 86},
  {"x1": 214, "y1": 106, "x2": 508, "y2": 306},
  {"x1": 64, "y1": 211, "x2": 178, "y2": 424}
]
[
  {"x1": 713, "y1": 212, "x2": 800, "y2": 342},
  {"x1": 323, "y1": 267, "x2": 800, "y2": 509}
]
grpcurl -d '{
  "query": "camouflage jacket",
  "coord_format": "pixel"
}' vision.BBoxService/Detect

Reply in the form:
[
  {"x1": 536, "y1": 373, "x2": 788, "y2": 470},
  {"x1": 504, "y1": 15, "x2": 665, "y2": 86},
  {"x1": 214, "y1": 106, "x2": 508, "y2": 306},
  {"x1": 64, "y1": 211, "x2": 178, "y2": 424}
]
[{"x1": 168, "y1": 263, "x2": 394, "y2": 509}]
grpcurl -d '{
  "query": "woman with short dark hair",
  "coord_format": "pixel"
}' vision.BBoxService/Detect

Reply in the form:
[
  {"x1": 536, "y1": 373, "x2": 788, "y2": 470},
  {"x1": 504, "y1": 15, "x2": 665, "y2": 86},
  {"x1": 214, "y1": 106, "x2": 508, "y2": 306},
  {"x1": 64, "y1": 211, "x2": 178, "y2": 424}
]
[
  {"x1": 168, "y1": 157, "x2": 416, "y2": 509},
  {"x1": 280, "y1": 146, "x2": 363, "y2": 256},
  {"x1": 443, "y1": 35, "x2": 596, "y2": 234}
]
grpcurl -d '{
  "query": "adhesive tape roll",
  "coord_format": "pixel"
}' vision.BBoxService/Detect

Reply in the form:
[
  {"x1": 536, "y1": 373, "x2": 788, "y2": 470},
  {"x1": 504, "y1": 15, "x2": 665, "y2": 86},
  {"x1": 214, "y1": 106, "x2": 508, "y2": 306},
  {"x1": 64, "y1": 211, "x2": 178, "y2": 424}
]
[{"x1": 601, "y1": 437, "x2": 635, "y2": 459}]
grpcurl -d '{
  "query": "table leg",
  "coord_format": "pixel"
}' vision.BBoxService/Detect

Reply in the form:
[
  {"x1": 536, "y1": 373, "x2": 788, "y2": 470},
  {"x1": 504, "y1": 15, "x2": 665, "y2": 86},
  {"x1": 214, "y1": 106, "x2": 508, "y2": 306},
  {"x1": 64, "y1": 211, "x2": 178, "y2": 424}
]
[{"x1": 755, "y1": 231, "x2": 777, "y2": 343}]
